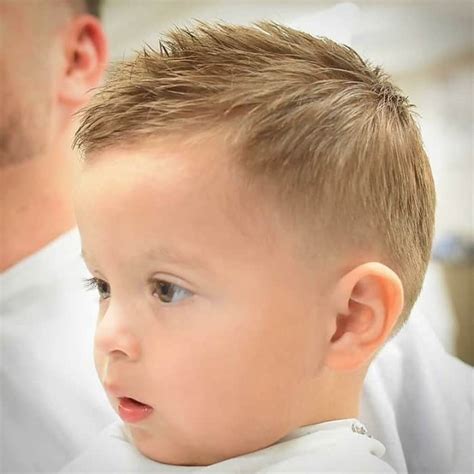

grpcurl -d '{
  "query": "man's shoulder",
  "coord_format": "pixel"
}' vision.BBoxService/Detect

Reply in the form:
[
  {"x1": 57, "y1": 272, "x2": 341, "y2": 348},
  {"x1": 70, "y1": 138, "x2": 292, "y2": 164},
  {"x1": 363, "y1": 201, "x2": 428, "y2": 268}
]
[{"x1": 1, "y1": 228, "x2": 84, "y2": 299}]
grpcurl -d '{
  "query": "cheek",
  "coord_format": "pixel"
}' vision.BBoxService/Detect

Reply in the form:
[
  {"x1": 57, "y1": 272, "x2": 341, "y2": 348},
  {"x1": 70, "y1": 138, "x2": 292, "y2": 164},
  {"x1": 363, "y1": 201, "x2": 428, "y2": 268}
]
[
  {"x1": 144, "y1": 300, "x2": 315, "y2": 423},
  {"x1": 141, "y1": 318, "x2": 259, "y2": 422}
]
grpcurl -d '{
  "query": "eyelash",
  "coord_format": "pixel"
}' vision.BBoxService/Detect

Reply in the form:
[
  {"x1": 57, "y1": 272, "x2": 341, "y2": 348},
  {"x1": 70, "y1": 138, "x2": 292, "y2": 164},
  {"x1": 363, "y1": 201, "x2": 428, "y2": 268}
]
[
  {"x1": 83, "y1": 277, "x2": 192, "y2": 304},
  {"x1": 83, "y1": 277, "x2": 110, "y2": 300}
]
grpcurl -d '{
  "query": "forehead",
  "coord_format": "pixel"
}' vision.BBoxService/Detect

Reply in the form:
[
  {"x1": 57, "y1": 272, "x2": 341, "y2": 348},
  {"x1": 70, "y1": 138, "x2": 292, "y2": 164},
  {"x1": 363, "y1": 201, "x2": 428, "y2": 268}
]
[
  {"x1": 75, "y1": 137, "x2": 287, "y2": 269},
  {"x1": 78, "y1": 137, "x2": 245, "y2": 226}
]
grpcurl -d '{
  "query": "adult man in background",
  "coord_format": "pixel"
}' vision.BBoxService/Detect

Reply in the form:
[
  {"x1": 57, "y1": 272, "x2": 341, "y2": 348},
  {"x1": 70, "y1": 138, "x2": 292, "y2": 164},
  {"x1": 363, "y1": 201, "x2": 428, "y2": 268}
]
[
  {"x1": 0, "y1": 1, "x2": 471, "y2": 473},
  {"x1": 0, "y1": 1, "x2": 115, "y2": 471}
]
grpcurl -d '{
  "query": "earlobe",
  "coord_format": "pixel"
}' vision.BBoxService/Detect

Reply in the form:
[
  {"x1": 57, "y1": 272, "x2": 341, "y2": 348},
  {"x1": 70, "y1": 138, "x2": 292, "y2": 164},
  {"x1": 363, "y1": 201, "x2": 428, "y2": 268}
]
[
  {"x1": 58, "y1": 15, "x2": 108, "y2": 108},
  {"x1": 325, "y1": 262, "x2": 404, "y2": 371}
]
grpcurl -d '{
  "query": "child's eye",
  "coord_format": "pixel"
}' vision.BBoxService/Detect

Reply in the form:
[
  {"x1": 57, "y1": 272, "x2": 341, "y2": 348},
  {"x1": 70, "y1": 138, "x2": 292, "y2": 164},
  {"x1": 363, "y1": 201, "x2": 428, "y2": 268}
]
[
  {"x1": 83, "y1": 277, "x2": 111, "y2": 300},
  {"x1": 152, "y1": 280, "x2": 192, "y2": 304}
]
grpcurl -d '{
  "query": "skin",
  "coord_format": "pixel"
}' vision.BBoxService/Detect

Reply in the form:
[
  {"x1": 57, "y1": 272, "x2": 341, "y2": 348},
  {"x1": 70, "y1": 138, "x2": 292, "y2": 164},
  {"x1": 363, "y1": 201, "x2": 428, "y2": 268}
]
[
  {"x1": 0, "y1": 0, "x2": 107, "y2": 271},
  {"x1": 76, "y1": 134, "x2": 403, "y2": 466}
]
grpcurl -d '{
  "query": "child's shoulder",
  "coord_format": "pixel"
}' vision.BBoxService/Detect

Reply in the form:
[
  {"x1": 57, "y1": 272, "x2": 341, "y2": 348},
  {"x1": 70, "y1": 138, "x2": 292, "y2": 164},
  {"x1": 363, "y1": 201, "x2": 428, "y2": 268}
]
[
  {"x1": 258, "y1": 419, "x2": 397, "y2": 473},
  {"x1": 206, "y1": 418, "x2": 396, "y2": 473},
  {"x1": 60, "y1": 419, "x2": 396, "y2": 473},
  {"x1": 59, "y1": 422, "x2": 187, "y2": 473}
]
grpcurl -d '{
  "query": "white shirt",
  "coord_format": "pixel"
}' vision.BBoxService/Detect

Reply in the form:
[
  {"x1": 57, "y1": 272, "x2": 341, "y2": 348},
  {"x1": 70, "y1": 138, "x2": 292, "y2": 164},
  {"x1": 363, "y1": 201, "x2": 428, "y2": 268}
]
[
  {"x1": 61, "y1": 419, "x2": 395, "y2": 473},
  {"x1": 0, "y1": 230, "x2": 116, "y2": 473},
  {"x1": 1, "y1": 230, "x2": 472, "y2": 473}
]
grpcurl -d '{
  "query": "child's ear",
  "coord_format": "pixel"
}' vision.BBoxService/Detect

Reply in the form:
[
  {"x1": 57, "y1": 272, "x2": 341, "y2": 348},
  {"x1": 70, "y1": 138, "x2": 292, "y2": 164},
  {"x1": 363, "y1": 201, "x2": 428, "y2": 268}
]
[
  {"x1": 325, "y1": 262, "x2": 404, "y2": 371},
  {"x1": 57, "y1": 14, "x2": 108, "y2": 108}
]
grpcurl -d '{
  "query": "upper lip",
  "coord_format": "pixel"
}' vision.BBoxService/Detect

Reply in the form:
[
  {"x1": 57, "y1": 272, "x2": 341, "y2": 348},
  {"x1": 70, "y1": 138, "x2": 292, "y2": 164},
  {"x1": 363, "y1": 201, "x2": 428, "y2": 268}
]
[
  {"x1": 103, "y1": 381, "x2": 150, "y2": 406},
  {"x1": 103, "y1": 381, "x2": 127, "y2": 399}
]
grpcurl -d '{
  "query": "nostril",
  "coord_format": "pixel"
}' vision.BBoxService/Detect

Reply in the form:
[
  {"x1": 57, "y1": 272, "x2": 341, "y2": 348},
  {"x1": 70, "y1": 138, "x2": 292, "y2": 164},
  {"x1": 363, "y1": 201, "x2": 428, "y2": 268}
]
[{"x1": 95, "y1": 324, "x2": 141, "y2": 361}]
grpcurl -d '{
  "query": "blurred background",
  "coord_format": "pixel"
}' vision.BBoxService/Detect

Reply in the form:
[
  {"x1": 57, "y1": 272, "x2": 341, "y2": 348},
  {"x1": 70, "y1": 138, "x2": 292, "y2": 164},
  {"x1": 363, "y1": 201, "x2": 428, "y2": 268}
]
[{"x1": 100, "y1": 0, "x2": 473, "y2": 364}]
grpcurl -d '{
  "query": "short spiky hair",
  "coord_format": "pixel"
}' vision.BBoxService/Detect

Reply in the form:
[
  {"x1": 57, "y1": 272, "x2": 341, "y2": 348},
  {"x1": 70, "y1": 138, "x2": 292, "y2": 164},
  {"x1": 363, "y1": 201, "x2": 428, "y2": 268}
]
[{"x1": 74, "y1": 22, "x2": 435, "y2": 326}]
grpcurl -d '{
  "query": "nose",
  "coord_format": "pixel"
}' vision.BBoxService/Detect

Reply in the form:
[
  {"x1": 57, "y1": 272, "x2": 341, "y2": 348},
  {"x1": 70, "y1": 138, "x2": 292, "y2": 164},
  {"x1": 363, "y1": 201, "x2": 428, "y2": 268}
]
[{"x1": 94, "y1": 302, "x2": 141, "y2": 362}]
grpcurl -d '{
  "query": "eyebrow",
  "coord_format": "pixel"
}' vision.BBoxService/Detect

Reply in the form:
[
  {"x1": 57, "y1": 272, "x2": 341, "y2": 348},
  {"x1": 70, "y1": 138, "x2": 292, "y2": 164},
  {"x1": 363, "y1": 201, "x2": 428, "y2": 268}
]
[
  {"x1": 144, "y1": 246, "x2": 207, "y2": 270},
  {"x1": 81, "y1": 246, "x2": 208, "y2": 271}
]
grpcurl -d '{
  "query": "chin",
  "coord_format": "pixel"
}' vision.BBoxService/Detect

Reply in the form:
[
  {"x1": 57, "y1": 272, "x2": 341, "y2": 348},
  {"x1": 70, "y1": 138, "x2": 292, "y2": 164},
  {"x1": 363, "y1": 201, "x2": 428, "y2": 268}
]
[
  {"x1": 132, "y1": 431, "x2": 252, "y2": 467},
  {"x1": 137, "y1": 444, "x2": 216, "y2": 466},
  {"x1": 129, "y1": 419, "x2": 288, "y2": 467},
  {"x1": 130, "y1": 429, "x2": 207, "y2": 466}
]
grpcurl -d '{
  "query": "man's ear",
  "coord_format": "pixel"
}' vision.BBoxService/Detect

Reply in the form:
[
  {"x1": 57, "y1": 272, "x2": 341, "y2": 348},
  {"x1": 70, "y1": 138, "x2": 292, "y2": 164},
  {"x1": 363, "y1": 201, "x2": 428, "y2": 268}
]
[
  {"x1": 57, "y1": 14, "x2": 108, "y2": 108},
  {"x1": 325, "y1": 262, "x2": 404, "y2": 371}
]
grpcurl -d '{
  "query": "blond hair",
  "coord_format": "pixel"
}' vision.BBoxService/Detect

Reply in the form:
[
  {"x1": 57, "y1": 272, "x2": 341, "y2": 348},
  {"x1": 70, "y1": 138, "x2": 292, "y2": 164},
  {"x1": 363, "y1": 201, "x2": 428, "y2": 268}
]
[{"x1": 74, "y1": 21, "x2": 435, "y2": 325}]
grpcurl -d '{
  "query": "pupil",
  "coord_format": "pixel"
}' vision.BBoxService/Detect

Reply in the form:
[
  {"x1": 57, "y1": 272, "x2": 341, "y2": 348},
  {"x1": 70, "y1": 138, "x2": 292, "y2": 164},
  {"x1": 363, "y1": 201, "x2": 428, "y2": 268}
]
[
  {"x1": 98, "y1": 280, "x2": 108, "y2": 296},
  {"x1": 159, "y1": 282, "x2": 173, "y2": 302}
]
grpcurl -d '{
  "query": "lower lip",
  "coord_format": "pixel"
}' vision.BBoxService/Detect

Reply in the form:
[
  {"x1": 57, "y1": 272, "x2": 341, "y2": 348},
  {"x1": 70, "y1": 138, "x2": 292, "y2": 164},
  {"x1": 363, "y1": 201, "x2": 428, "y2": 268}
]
[{"x1": 118, "y1": 397, "x2": 154, "y2": 423}]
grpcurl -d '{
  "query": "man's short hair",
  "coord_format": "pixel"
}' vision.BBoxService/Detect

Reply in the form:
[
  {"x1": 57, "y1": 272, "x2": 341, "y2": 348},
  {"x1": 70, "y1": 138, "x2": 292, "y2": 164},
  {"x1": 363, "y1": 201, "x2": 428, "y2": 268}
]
[
  {"x1": 71, "y1": 0, "x2": 101, "y2": 18},
  {"x1": 74, "y1": 22, "x2": 436, "y2": 328},
  {"x1": 84, "y1": 0, "x2": 101, "y2": 17}
]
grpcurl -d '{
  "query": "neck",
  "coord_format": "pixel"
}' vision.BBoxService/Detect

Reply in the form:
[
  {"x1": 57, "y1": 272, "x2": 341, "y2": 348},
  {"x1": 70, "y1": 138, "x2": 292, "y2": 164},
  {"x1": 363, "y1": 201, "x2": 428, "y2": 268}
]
[
  {"x1": 300, "y1": 368, "x2": 364, "y2": 428},
  {"x1": 0, "y1": 145, "x2": 77, "y2": 272}
]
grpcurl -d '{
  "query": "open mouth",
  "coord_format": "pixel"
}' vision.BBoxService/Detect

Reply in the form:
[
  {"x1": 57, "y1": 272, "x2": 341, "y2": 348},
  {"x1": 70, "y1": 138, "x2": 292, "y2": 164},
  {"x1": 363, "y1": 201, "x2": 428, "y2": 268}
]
[{"x1": 118, "y1": 397, "x2": 154, "y2": 423}]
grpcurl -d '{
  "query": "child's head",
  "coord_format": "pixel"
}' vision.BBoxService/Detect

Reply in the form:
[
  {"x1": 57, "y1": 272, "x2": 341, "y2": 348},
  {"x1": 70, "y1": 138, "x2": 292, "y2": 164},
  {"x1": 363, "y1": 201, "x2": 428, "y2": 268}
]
[{"x1": 75, "y1": 22, "x2": 435, "y2": 466}]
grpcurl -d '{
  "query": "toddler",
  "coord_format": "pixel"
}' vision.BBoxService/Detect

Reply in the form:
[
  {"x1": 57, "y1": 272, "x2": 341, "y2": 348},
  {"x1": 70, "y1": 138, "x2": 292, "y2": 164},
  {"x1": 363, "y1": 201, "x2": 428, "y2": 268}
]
[{"x1": 62, "y1": 21, "x2": 435, "y2": 472}]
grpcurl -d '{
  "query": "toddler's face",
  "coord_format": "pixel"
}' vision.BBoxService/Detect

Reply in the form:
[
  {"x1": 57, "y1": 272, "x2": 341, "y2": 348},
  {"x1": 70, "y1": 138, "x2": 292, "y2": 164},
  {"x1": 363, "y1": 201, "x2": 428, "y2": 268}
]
[{"x1": 76, "y1": 136, "x2": 331, "y2": 465}]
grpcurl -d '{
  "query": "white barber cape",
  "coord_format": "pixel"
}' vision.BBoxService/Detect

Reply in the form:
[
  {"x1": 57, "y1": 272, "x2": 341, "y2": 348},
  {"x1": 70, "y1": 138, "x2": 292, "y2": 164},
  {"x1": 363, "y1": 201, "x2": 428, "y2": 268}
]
[
  {"x1": 1, "y1": 229, "x2": 472, "y2": 473},
  {"x1": 60, "y1": 419, "x2": 395, "y2": 473},
  {"x1": 0, "y1": 230, "x2": 116, "y2": 472},
  {"x1": 361, "y1": 309, "x2": 473, "y2": 473}
]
